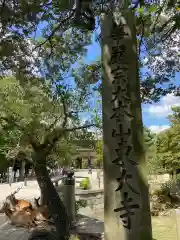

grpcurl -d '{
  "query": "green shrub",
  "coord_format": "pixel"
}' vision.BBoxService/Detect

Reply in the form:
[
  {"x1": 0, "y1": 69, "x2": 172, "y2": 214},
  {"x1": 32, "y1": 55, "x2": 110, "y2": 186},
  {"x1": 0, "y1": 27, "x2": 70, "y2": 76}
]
[
  {"x1": 70, "y1": 235, "x2": 80, "y2": 240},
  {"x1": 151, "y1": 177, "x2": 180, "y2": 209},
  {"x1": 79, "y1": 177, "x2": 91, "y2": 190},
  {"x1": 159, "y1": 181, "x2": 172, "y2": 195},
  {"x1": 75, "y1": 199, "x2": 87, "y2": 212},
  {"x1": 160, "y1": 176, "x2": 180, "y2": 195},
  {"x1": 152, "y1": 180, "x2": 173, "y2": 201}
]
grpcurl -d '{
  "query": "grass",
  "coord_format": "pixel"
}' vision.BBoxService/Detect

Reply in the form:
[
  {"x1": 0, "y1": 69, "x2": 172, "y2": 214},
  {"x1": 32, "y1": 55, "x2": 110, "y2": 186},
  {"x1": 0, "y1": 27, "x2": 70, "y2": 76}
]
[
  {"x1": 152, "y1": 216, "x2": 177, "y2": 240},
  {"x1": 85, "y1": 211, "x2": 178, "y2": 240}
]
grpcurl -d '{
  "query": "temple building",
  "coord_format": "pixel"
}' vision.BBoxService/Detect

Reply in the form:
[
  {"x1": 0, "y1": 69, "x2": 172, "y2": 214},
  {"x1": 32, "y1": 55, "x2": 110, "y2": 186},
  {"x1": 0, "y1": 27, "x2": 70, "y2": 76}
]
[{"x1": 73, "y1": 147, "x2": 97, "y2": 169}]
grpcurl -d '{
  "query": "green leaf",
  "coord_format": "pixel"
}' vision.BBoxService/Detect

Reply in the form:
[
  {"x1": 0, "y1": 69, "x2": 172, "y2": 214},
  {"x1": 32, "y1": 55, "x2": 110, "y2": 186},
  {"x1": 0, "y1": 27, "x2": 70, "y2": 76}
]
[
  {"x1": 138, "y1": 7, "x2": 145, "y2": 15},
  {"x1": 148, "y1": 5, "x2": 157, "y2": 13}
]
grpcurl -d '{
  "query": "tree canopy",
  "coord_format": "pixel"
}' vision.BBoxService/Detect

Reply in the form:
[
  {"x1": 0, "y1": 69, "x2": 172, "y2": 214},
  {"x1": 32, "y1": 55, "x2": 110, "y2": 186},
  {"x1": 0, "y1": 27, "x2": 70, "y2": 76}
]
[
  {"x1": 0, "y1": 1, "x2": 179, "y2": 103},
  {"x1": 0, "y1": 73, "x2": 95, "y2": 170}
]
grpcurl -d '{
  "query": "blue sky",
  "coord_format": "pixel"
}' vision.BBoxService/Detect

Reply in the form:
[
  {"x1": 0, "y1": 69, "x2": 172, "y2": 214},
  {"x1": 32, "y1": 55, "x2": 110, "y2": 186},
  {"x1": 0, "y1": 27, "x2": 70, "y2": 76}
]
[{"x1": 84, "y1": 38, "x2": 180, "y2": 134}]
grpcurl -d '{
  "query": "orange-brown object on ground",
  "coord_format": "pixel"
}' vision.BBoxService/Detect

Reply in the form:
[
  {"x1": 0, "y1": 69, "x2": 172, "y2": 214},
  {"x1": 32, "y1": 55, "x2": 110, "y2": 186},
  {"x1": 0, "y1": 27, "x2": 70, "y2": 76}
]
[
  {"x1": 33, "y1": 197, "x2": 50, "y2": 221},
  {"x1": 2, "y1": 202, "x2": 36, "y2": 228},
  {"x1": 6, "y1": 193, "x2": 33, "y2": 212}
]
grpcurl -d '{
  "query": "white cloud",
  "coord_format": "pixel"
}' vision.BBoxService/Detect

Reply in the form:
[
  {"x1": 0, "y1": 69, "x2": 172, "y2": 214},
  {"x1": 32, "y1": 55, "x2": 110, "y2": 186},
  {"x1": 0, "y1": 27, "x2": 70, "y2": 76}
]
[
  {"x1": 147, "y1": 93, "x2": 180, "y2": 117},
  {"x1": 142, "y1": 57, "x2": 148, "y2": 64},
  {"x1": 149, "y1": 125, "x2": 170, "y2": 133}
]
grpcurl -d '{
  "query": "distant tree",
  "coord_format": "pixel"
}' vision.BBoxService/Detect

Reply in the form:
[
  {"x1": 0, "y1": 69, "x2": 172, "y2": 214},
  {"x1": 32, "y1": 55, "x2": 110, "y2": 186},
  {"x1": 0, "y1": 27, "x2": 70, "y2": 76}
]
[
  {"x1": 155, "y1": 107, "x2": 180, "y2": 177},
  {"x1": 143, "y1": 127, "x2": 156, "y2": 152},
  {"x1": 95, "y1": 140, "x2": 103, "y2": 168},
  {"x1": 142, "y1": 127, "x2": 157, "y2": 174}
]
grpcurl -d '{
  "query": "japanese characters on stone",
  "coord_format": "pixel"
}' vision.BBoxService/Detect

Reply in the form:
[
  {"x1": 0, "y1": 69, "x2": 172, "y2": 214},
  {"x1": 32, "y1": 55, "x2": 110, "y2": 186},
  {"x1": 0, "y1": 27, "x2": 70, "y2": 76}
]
[{"x1": 109, "y1": 19, "x2": 140, "y2": 230}]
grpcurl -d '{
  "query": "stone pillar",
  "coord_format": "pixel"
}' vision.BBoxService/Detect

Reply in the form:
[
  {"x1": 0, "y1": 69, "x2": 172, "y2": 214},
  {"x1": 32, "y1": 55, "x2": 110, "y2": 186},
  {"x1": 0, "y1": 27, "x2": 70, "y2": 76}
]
[
  {"x1": 63, "y1": 171, "x2": 75, "y2": 223},
  {"x1": 24, "y1": 162, "x2": 30, "y2": 186},
  {"x1": 76, "y1": 157, "x2": 82, "y2": 169},
  {"x1": 88, "y1": 156, "x2": 92, "y2": 169},
  {"x1": 24, "y1": 177, "x2": 27, "y2": 186},
  {"x1": 79, "y1": 157, "x2": 82, "y2": 169},
  {"x1": 8, "y1": 167, "x2": 13, "y2": 186},
  {"x1": 101, "y1": 4, "x2": 152, "y2": 239},
  {"x1": 97, "y1": 169, "x2": 102, "y2": 188}
]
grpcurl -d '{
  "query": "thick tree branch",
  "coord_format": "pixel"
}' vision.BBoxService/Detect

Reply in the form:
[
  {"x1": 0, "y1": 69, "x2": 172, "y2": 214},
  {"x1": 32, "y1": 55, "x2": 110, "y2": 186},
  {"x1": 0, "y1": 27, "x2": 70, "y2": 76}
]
[
  {"x1": 58, "y1": 95, "x2": 68, "y2": 129},
  {"x1": 27, "y1": 135, "x2": 41, "y2": 151},
  {"x1": 41, "y1": 123, "x2": 96, "y2": 153},
  {"x1": 44, "y1": 117, "x2": 62, "y2": 132},
  {"x1": 150, "y1": 0, "x2": 167, "y2": 34},
  {"x1": 34, "y1": 10, "x2": 75, "y2": 51},
  {"x1": 65, "y1": 124, "x2": 95, "y2": 132}
]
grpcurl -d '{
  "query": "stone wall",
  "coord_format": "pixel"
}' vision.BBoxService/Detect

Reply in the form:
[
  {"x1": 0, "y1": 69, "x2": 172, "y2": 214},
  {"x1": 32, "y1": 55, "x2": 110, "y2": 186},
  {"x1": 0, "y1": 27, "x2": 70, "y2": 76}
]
[
  {"x1": 56, "y1": 184, "x2": 104, "y2": 211},
  {"x1": 148, "y1": 174, "x2": 170, "y2": 183},
  {"x1": 74, "y1": 169, "x2": 104, "y2": 189},
  {"x1": 148, "y1": 174, "x2": 170, "y2": 193},
  {"x1": 57, "y1": 173, "x2": 171, "y2": 213},
  {"x1": 75, "y1": 189, "x2": 104, "y2": 211},
  {"x1": 74, "y1": 170, "x2": 170, "y2": 191}
]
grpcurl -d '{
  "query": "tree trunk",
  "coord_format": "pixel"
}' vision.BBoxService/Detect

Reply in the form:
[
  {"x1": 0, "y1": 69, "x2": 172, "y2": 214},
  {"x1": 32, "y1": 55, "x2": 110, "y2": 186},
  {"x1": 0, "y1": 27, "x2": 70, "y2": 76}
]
[
  {"x1": 33, "y1": 152, "x2": 70, "y2": 240},
  {"x1": 19, "y1": 161, "x2": 25, "y2": 181},
  {"x1": 101, "y1": 4, "x2": 152, "y2": 240}
]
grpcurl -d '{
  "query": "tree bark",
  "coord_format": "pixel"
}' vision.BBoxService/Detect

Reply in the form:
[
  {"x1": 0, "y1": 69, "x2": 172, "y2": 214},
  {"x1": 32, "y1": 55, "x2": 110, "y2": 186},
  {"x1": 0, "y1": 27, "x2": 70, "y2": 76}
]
[
  {"x1": 19, "y1": 161, "x2": 25, "y2": 181},
  {"x1": 33, "y1": 152, "x2": 70, "y2": 240},
  {"x1": 101, "y1": 3, "x2": 152, "y2": 240}
]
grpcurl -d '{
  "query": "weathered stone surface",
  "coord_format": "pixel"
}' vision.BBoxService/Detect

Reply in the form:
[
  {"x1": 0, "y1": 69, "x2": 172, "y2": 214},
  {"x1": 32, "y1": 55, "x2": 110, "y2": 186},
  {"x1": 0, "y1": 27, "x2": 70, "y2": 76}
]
[
  {"x1": 0, "y1": 222, "x2": 29, "y2": 240},
  {"x1": 76, "y1": 189, "x2": 104, "y2": 211},
  {"x1": 0, "y1": 214, "x2": 104, "y2": 240},
  {"x1": 72, "y1": 214, "x2": 104, "y2": 240}
]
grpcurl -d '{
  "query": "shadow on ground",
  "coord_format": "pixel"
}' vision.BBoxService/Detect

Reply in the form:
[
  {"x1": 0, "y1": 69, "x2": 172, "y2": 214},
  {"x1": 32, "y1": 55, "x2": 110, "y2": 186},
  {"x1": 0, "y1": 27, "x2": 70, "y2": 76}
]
[
  {"x1": 0, "y1": 214, "x2": 104, "y2": 240},
  {"x1": 28, "y1": 214, "x2": 104, "y2": 240},
  {"x1": 28, "y1": 229, "x2": 57, "y2": 240}
]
